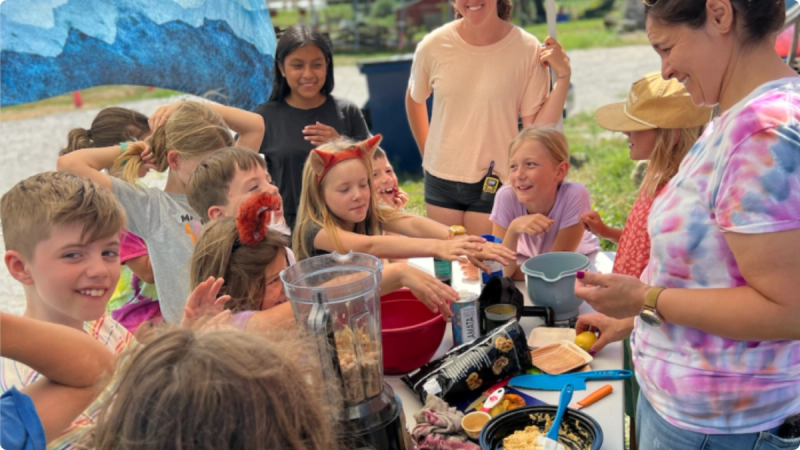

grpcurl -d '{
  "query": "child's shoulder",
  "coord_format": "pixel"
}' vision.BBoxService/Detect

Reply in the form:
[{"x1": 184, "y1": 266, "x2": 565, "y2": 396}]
[
  {"x1": 560, "y1": 181, "x2": 590, "y2": 198},
  {"x1": 330, "y1": 96, "x2": 361, "y2": 115},
  {"x1": 84, "y1": 315, "x2": 135, "y2": 356}
]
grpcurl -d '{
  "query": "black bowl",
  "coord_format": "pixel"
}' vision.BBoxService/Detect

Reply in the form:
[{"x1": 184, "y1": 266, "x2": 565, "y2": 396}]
[{"x1": 479, "y1": 405, "x2": 603, "y2": 450}]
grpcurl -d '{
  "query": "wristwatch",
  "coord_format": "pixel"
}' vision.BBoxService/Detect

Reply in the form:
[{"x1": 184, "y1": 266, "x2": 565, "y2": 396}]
[
  {"x1": 447, "y1": 225, "x2": 466, "y2": 240},
  {"x1": 639, "y1": 287, "x2": 666, "y2": 327}
]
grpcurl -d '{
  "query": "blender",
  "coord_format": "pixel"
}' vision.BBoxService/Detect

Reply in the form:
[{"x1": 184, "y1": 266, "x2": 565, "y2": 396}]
[{"x1": 281, "y1": 251, "x2": 408, "y2": 450}]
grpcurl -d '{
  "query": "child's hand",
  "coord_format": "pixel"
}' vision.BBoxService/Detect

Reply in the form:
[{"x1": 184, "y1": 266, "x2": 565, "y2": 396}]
[
  {"x1": 580, "y1": 211, "x2": 608, "y2": 237},
  {"x1": 181, "y1": 277, "x2": 231, "y2": 329},
  {"x1": 134, "y1": 142, "x2": 158, "y2": 177},
  {"x1": 466, "y1": 242, "x2": 516, "y2": 272},
  {"x1": 435, "y1": 236, "x2": 485, "y2": 262},
  {"x1": 400, "y1": 266, "x2": 457, "y2": 319},
  {"x1": 148, "y1": 102, "x2": 181, "y2": 130},
  {"x1": 303, "y1": 121, "x2": 340, "y2": 146},
  {"x1": 540, "y1": 36, "x2": 571, "y2": 80},
  {"x1": 512, "y1": 214, "x2": 554, "y2": 237},
  {"x1": 394, "y1": 188, "x2": 409, "y2": 209}
]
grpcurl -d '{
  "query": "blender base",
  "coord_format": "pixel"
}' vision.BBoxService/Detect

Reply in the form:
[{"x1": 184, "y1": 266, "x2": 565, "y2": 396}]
[{"x1": 344, "y1": 383, "x2": 409, "y2": 450}]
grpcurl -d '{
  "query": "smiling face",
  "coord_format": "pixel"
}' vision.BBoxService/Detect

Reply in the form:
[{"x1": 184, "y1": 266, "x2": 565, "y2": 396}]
[
  {"x1": 279, "y1": 44, "x2": 327, "y2": 105},
  {"x1": 17, "y1": 223, "x2": 121, "y2": 327},
  {"x1": 647, "y1": 17, "x2": 728, "y2": 107},
  {"x1": 454, "y1": 0, "x2": 500, "y2": 26},
  {"x1": 322, "y1": 159, "x2": 371, "y2": 229},
  {"x1": 372, "y1": 156, "x2": 399, "y2": 197},
  {"x1": 260, "y1": 248, "x2": 288, "y2": 311},
  {"x1": 624, "y1": 129, "x2": 658, "y2": 161},
  {"x1": 508, "y1": 141, "x2": 568, "y2": 205},
  {"x1": 220, "y1": 165, "x2": 282, "y2": 220}
]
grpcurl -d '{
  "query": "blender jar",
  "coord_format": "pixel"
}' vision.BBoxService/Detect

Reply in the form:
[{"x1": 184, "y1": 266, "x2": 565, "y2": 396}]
[{"x1": 281, "y1": 251, "x2": 385, "y2": 406}]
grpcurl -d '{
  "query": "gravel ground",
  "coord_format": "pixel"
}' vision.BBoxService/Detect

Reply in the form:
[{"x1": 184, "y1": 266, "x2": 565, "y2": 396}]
[{"x1": 0, "y1": 45, "x2": 659, "y2": 315}]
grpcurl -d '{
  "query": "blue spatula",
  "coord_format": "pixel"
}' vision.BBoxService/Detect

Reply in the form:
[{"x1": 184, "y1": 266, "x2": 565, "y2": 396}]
[
  {"x1": 509, "y1": 369, "x2": 633, "y2": 391},
  {"x1": 535, "y1": 383, "x2": 573, "y2": 450}
]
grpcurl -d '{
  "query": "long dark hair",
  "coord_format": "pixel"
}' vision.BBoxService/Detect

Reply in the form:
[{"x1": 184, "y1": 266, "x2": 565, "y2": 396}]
[{"x1": 270, "y1": 25, "x2": 335, "y2": 102}]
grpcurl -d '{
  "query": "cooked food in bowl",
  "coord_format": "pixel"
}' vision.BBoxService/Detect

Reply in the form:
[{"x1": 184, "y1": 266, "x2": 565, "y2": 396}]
[{"x1": 502, "y1": 414, "x2": 592, "y2": 450}]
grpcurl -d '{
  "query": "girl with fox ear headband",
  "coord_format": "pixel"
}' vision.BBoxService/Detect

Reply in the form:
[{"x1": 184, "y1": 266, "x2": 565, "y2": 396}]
[{"x1": 293, "y1": 135, "x2": 516, "y2": 284}]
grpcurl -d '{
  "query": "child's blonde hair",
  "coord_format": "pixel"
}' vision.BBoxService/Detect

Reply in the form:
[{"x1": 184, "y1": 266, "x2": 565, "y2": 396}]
[
  {"x1": 508, "y1": 127, "x2": 570, "y2": 166},
  {"x1": 112, "y1": 101, "x2": 235, "y2": 184},
  {"x1": 90, "y1": 327, "x2": 341, "y2": 450},
  {"x1": 0, "y1": 172, "x2": 126, "y2": 258},
  {"x1": 190, "y1": 218, "x2": 287, "y2": 312},
  {"x1": 293, "y1": 137, "x2": 400, "y2": 260},
  {"x1": 61, "y1": 107, "x2": 150, "y2": 156},
  {"x1": 187, "y1": 147, "x2": 268, "y2": 222},
  {"x1": 640, "y1": 126, "x2": 704, "y2": 198}
]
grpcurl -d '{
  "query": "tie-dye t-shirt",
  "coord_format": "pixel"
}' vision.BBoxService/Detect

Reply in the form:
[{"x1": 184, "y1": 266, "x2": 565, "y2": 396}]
[{"x1": 633, "y1": 77, "x2": 800, "y2": 434}]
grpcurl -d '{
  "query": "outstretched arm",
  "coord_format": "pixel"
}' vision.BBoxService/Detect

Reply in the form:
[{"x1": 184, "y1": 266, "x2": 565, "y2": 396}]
[{"x1": 1, "y1": 313, "x2": 114, "y2": 443}]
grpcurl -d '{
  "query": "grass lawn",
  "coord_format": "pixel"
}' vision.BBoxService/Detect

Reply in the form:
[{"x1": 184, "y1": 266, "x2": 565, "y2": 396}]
[
  {"x1": 0, "y1": 85, "x2": 178, "y2": 122},
  {"x1": 398, "y1": 111, "x2": 638, "y2": 251}
]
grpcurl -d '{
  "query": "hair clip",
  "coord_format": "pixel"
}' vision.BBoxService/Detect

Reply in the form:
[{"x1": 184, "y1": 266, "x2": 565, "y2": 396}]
[{"x1": 236, "y1": 192, "x2": 282, "y2": 247}]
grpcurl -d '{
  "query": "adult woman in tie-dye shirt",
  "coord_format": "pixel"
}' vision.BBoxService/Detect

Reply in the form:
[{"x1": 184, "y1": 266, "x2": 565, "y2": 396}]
[{"x1": 574, "y1": 1, "x2": 800, "y2": 449}]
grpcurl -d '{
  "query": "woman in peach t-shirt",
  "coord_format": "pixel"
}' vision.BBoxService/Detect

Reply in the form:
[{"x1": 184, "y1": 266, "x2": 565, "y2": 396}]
[{"x1": 406, "y1": 0, "x2": 570, "y2": 235}]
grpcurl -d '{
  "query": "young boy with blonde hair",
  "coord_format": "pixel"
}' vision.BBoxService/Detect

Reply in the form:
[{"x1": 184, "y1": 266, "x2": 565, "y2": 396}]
[{"x1": 0, "y1": 172, "x2": 133, "y2": 448}]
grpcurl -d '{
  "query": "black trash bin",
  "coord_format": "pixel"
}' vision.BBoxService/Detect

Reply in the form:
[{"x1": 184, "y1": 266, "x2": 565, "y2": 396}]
[{"x1": 357, "y1": 54, "x2": 433, "y2": 175}]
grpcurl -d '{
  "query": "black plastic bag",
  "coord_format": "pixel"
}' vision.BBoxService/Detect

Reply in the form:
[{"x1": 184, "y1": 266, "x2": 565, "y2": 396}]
[{"x1": 402, "y1": 320, "x2": 532, "y2": 403}]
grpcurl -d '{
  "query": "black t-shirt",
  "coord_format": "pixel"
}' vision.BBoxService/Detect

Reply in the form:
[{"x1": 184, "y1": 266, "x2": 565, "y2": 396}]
[{"x1": 254, "y1": 95, "x2": 370, "y2": 229}]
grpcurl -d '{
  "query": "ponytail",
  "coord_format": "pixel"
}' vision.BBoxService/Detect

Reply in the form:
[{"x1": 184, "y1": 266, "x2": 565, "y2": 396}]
[{"x1": 61, "y1": 128, "x2": 93, "y2": 156}]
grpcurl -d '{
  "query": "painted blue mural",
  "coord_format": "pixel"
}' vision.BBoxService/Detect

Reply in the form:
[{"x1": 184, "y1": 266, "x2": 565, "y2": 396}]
[{"x1": 0, "y1": 0, "x2": 276, "y2": 110}]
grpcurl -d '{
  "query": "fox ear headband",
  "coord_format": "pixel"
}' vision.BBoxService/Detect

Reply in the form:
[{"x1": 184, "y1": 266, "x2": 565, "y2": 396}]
[
  {"x1": 309, "y1": 134, "x2": 383, "y2": 183},
  {"x1": 234, "y1": 192, "x2": 283, "y2": 249}
]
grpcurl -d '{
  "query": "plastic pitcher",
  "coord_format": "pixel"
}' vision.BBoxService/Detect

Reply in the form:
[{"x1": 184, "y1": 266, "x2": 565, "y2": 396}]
[{"x1": 521, "y1": 252, "x2": 591, "y2": 321}]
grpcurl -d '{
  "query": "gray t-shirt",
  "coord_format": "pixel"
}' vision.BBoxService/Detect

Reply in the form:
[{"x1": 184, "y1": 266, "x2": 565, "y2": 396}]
[{"x1": 112, "y1": 178, "x2": 201, "y2": 323}]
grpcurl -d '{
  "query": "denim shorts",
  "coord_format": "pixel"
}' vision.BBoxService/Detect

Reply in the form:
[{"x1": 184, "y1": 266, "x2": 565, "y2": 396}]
[
  {"x1": 636, "y1": 392, "x2": 800, "y2": 450},
  {"x1": 423, "y1": 171, "x2": 495, "y2": 214}
]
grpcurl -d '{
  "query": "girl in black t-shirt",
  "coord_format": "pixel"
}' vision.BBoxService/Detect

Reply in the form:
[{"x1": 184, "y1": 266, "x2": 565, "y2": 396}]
[{"x1": 254, "y1": 25, "x2": 370, "y2": 230}]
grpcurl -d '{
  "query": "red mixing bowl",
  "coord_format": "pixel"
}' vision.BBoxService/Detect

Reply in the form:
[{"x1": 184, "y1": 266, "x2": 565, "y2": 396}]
[{"x1": 380, "y1": 289, "x2": 447, "y2": 375}]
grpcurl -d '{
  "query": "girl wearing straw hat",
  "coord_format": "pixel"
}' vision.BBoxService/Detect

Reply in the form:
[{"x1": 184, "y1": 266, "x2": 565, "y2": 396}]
[{"x1": 576, "y1": 72, "x2": 711, "y2": 450}]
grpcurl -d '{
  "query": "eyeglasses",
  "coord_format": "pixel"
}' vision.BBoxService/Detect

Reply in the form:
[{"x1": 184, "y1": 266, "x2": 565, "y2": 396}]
[{"x1": 642, "y1": 0, "x2": 657, "y2": 6}]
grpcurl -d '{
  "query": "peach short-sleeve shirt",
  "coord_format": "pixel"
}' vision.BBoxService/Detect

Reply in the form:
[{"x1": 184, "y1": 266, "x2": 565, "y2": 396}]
[{"x1": 409, "y1": 21, "x2": 549, "y2": 183}]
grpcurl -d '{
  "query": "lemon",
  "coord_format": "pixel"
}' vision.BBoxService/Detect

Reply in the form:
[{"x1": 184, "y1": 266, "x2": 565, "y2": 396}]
[{"x1": 574, "y1": 331, "x2": 598, "y2": 353}]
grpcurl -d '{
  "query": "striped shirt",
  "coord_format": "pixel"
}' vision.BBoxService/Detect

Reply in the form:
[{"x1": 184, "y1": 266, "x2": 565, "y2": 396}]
[{"x1": 0, "y1": 315, "x2": 133, "y2": 449}]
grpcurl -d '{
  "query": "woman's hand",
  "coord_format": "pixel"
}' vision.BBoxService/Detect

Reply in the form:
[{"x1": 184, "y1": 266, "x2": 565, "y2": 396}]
[
  {"x1": 466, "y1": 242, "x2": 516, "y2": 273},
  {"x1": 540, "y1": 36, "x2": 571, "y2": 79},
  {"x1": 180, "y1": 277, "x2": 232, "y2": 329},
  {"x1": 303, "y1": 121, "x2": 340, "y2": 146},
  {"x1": 511, "y1": 214, "x2": 554, "y2": 237},
  {"x1": 148, "y1": 103, "x2": 181, "y2": 130},
  {"x1": 400, "y1": 266, "x2": 457, "y2": 319},
  {"x1": 575, "y1": 313, "x2": 634, "y2": 354},
  {"x1": 574, "y1": 271, "x2": 650, "y2": 319}
]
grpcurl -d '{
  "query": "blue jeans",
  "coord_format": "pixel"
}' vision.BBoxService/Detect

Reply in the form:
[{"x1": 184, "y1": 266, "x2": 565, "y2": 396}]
[{"x1": 636, "y1": 392, "x2": 800, "y2": 450}]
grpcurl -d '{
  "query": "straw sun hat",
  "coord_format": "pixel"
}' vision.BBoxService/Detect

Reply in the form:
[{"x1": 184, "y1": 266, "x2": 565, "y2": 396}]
[{"x1": 595, "y1": 72, "x2": 713, "y2": 132}]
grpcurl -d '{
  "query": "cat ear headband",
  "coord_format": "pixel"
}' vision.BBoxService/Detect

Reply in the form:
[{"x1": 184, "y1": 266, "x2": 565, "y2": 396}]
[{"x1": 309, "y1": 134, "x2": 383, "y2": 184}]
